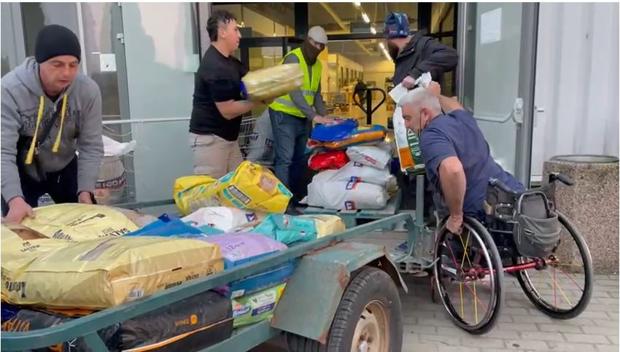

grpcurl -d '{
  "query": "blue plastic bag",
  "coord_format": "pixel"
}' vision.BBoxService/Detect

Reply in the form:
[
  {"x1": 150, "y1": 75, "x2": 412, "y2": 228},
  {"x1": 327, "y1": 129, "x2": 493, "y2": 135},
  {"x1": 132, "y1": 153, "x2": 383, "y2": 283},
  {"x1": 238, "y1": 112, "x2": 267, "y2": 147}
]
[
  {"x1": 310, "y1": 119, "x2": 358, "y2": 142},
  {"x1": 126, "y1": 214, "x2": 207, "y2": 238}
]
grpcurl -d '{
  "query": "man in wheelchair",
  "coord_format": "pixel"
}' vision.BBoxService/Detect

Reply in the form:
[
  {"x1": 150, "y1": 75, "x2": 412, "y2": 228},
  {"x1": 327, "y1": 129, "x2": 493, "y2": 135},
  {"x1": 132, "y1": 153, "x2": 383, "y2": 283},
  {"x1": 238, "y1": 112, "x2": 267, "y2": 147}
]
[
  {"x1": 397, "y1": 81, "x2": 525, "y2": 234},
  {"x1": 398, "y1": 82, "x2": 592, "y2": 334}
]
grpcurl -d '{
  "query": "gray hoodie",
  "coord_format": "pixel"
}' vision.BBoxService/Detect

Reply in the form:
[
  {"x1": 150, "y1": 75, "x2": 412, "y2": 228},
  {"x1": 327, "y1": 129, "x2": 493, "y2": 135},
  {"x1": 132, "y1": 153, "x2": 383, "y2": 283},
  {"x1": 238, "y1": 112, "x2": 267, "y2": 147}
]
[{"x1": 1, "y1": 57, "x2": 103, "y2": 201}]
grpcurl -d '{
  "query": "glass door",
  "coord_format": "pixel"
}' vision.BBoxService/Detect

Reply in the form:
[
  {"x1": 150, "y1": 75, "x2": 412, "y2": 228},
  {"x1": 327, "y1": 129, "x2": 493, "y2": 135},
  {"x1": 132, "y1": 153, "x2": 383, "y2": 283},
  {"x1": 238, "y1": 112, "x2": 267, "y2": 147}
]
[{"x1": 457, "y1": 3, "x2": 538, "y2": 185}]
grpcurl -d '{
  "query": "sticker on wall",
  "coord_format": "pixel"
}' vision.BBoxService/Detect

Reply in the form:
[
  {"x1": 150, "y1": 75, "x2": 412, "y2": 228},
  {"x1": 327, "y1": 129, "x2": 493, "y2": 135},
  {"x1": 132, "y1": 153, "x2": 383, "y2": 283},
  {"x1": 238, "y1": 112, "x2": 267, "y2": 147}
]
[
  {"x1": 480, "y1": 8, "x2": 502, "y2": 45},
  {"x1": 99, "y1": 53, "x2": 117, "y2": 72}
]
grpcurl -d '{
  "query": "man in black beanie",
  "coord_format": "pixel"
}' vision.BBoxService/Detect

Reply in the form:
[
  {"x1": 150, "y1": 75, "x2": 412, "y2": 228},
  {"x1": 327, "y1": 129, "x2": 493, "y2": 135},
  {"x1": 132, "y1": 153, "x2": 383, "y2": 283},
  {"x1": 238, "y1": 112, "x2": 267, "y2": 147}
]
[{"x1": 1, "y1": 24, "x2": 103, "y2": 223}]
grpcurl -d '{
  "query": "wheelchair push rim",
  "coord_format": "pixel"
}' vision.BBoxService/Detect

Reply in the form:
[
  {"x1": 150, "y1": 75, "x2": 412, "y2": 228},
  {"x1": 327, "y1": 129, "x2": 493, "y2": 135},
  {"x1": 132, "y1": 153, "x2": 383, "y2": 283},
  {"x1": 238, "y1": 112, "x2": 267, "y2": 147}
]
[{"x1": 433, "y1": 217, "x2": 504, "y2": 334}]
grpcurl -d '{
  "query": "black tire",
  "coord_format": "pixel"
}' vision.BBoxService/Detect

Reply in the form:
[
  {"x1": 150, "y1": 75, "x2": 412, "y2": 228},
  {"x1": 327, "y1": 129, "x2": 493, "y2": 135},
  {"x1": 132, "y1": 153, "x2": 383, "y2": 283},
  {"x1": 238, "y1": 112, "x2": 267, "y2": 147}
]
[
  {"x1": 515, "y1": 211, "x2": 593, "y2": 319},
  {"x1": 433, "y1": 216, "x2": 504, "y2": 334},
  {"x1": 287, "y1": 266, "x2": 403, "y2": 352}
]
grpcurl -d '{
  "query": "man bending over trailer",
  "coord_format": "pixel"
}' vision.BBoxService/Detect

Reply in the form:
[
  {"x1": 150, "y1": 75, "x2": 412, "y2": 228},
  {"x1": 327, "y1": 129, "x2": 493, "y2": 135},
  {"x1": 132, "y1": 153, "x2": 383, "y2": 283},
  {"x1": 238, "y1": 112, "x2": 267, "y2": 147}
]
[{"x1": 397, "y1": 82, "x2": 524, "y2": 233}]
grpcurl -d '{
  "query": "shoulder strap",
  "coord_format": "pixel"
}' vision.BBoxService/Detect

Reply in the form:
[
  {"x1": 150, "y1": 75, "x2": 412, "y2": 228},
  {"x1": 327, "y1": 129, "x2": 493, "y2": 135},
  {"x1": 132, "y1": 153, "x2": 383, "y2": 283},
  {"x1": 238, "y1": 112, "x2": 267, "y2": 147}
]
[{"x1": 38, "y1": 101, "x2": 62, "y2": 145}]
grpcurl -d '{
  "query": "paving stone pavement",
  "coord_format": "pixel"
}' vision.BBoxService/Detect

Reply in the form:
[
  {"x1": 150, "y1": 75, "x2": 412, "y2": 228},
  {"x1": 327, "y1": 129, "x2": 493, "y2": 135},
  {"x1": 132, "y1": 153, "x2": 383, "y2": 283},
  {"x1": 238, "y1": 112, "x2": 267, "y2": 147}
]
[
  {"x1": 254, "y1": 232, "x2": 619, "y2": 351},
  {"x1": 400, "y1": 273, "x2": 619, "y2": 352}
]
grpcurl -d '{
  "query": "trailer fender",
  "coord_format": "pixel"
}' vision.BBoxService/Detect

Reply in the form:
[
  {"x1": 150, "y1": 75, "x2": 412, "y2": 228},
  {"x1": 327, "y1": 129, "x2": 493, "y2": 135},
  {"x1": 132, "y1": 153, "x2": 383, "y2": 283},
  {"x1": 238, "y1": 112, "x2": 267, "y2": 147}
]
[{"x1": 271, "y1": 241, "x2": 407, "y2": 344}]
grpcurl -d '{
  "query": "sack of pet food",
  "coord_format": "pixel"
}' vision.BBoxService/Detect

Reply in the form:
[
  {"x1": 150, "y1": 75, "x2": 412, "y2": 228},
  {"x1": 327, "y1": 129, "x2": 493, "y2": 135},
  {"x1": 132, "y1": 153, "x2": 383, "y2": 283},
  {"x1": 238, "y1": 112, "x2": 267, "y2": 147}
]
[
  {"x1": 305, "y1": 171, "x2": 388, "y2": 210},
  {"x1": 330, "y1": 162, "x2": 395, "y2": 187},
  {"x1": 232, "y1": 283, "x2": 286, "y2": 328},
  {"x1": 346, "y1": 144, "x2": 392, "y2": 170},
  {"x1": 252, "y1": 214, "x2": 318, "y2": 245},
  {"x1": 2, "y1": 236, "x2": 223, "y2": 309},
  {"x1": 242, "y1": 64, "x2": 304, "y2": 102},
  {"x1": 217, "y1": 161, "x2": 292, "y2": 213},
  {"x1": 298, "y1": 215, "x2": 346, "y2": 237},
  {"x1": 21, "y1": 203, "x2": 139, "y2": 241},
  {"x1": 182, "y1": 207, "x2": 265, "y2": 233},
  {"x1": 204, "y1": 233, "x2": 287, "y2": 269},
  {"x1": 308, "y1": 150, "x2": 349, "y2": 171},
  {"x1": 173, "y1": 175, "x2": 221, "y2": 216},
  {"x1": 307, "y1": 125, "x2": 386, "y2": 150}
]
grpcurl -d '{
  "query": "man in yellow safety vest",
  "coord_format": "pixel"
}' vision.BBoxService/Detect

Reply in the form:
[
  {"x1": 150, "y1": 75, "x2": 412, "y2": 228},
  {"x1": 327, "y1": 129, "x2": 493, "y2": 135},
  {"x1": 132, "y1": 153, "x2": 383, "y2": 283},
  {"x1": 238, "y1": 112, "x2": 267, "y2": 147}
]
[{"x1": 268, "y1": 26, "x2": 333, "y2": 206}]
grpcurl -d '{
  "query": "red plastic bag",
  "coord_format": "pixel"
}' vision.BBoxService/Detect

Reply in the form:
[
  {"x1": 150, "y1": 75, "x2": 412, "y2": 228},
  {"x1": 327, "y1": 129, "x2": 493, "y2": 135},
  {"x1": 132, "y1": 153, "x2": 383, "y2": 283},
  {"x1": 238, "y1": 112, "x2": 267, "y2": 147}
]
[{"x1": 308, "y1": 150, "x2": 349, "y2": 171}]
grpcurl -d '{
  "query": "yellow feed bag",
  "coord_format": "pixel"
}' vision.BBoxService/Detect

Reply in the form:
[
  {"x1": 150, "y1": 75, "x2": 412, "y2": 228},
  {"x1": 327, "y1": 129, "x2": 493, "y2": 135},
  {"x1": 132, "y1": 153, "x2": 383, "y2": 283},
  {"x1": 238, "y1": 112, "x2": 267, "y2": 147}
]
[
  {"x1": 216, "y1": 161, "x2": 292, "y2": 213},
  {"x1": 2, "y1": 236, "x2": 223, "y2": 309},
  {"x1": 173, "y1": 175, "x2": 220, "y2": 215},
  {"x1": 242, "y1": 64, "x2": 304, "y2": 102},
  {"x1": 174, "y1": 161, "x2": 292, "y2": 215},
  {"x1": 1, "y1": 225, "x2": 72, "y2": 302},
  {"x1": 299, "y1": 215, "x2": 346, "y2": 237},
  {"x1": 21, "y1": 204, "x2": 139, "y2": 241}
]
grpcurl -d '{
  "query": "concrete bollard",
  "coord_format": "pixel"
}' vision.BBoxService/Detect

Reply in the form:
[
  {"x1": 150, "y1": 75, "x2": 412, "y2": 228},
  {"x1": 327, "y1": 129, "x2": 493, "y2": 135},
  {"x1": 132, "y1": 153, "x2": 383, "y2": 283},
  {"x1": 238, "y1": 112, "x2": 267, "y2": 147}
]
[{"x1": 543, "y1": 155, "x2": 619, "y2": 274}]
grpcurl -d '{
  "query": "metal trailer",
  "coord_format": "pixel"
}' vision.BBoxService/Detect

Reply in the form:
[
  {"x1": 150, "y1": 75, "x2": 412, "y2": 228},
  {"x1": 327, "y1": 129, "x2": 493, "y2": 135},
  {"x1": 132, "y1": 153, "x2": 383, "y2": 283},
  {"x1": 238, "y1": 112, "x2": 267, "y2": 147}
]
[{"x1": 1, "y1": 176, "x2": 434, "y2": 352}]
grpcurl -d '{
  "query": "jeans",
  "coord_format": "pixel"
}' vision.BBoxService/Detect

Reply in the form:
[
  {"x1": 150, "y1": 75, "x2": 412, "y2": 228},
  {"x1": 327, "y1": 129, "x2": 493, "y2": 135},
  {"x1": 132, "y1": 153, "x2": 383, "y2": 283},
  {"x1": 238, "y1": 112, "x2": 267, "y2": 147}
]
[
  {"x1": 1, "y1": 157, "x2": 79, "y2": 216},
  {"x1": 269, "y1": 108, "x2": 311, "y2": 202}
]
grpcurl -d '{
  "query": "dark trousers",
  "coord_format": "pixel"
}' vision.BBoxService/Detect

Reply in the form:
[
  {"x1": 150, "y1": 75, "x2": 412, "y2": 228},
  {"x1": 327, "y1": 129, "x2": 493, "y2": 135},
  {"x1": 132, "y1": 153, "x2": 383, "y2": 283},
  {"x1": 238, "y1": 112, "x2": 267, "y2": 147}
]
[
  {"x1": 1, "y1": 157, "x2": 79, "y2": 216},
  {"x1": 269, "y1": 108, "x2": 311, "y2": 202}
]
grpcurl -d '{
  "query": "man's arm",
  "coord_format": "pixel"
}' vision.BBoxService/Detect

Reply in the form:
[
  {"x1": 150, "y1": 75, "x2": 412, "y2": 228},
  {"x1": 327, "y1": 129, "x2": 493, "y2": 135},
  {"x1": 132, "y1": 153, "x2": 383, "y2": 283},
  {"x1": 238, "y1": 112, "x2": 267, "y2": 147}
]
[
  {"x1": 438, "y1": 156, "x2": 466, "y2": 219},
  {"x1": 283, "y1": 55, "x2": 320, "y2": 120},
  {"x1": 427, "y1": 81, "x2": 463, "y2": 113},
  {"x1": 419, "y1": 123, "x2": 464, "y2": 232},
  {"x1": 1, "y1": 88, "x2": 25, "y2": 202},
  {"x1": 215, "y1": 100, "x2": 256, "y2": 120},
  {"x1": 313, "y1": 83, "x2": 328, "y2": 117},
  {"x1": 76, "y1": 82, "x2": 104, "y2": 197},
  {"x1": 437, "y1": 95, "x2": 463, "y2": 113},
  {"x1": 409, "y1": 37, "x2": 458, "y2": 81}
]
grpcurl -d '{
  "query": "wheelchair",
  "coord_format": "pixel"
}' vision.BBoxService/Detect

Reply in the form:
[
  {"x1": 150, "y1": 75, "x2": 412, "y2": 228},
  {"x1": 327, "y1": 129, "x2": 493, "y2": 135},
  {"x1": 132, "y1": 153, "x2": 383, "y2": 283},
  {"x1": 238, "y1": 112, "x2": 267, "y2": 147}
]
[{"x1": 431, "y1": 173, "x2": 593, "y2": 334}]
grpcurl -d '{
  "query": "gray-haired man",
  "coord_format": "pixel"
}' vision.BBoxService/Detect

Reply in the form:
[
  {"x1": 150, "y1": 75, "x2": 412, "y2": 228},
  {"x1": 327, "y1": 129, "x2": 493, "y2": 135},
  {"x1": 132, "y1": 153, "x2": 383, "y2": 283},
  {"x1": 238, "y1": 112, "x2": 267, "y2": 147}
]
[{"x1": 398, "y1": 82, "x2": 524, "y2": 233}]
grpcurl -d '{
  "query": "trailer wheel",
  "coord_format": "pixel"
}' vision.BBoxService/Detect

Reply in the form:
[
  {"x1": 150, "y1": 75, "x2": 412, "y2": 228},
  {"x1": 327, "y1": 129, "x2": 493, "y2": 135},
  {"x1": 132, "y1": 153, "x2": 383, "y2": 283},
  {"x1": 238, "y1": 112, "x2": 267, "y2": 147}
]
[{"x1": 287, "y1": 266, "x2": 403, "y2": 352}]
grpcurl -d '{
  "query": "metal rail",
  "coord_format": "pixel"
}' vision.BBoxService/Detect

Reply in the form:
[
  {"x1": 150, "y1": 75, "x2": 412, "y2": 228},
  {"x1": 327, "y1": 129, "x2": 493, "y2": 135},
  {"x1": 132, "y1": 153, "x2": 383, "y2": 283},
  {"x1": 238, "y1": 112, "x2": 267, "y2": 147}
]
[{"x1": 1, "y1": 213, "x2": 415, "y2": 351}]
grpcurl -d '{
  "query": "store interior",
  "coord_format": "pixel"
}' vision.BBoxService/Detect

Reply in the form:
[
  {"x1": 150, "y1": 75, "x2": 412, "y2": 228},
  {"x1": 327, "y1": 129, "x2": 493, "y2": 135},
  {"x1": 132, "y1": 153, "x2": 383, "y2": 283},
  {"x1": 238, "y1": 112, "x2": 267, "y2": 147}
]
[{"x1": 213, "y1": 3, "x2": 456, "y2": 127}]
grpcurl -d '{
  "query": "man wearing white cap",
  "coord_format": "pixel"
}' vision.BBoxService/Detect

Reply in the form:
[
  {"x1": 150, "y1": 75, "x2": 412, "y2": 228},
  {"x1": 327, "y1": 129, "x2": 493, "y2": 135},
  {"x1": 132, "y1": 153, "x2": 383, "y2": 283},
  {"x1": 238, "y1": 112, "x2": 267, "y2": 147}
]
[{"x1": 269, "y1": 26, "x2": 332, "y2": 208}]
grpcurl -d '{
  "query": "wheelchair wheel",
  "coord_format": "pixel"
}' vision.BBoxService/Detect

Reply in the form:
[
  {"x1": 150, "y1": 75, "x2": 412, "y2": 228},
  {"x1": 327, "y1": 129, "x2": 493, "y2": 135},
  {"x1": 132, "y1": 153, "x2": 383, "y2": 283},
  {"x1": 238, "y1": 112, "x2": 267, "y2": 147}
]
[
  {"x1": 433, "y1": 216, "x2": 504, "y2": 334},
  {"x1": 515, "y1": 211, "x2": 593, "y2": 319}
]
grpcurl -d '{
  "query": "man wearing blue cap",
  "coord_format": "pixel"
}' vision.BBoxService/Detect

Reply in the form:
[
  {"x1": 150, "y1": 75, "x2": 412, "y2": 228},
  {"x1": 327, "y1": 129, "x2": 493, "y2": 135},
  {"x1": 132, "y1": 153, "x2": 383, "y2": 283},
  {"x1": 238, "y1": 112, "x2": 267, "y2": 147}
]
[{"x1": 384, "y1": 12, "x2": 458, "y2": 89}]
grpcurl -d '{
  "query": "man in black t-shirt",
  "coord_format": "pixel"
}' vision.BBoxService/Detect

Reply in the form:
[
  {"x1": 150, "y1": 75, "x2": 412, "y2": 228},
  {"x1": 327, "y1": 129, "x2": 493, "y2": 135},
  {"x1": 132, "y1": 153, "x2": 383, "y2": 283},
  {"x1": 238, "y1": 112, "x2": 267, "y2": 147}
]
[{"x1": 189, "y1": 10, "x2": 263, "y2": 178}]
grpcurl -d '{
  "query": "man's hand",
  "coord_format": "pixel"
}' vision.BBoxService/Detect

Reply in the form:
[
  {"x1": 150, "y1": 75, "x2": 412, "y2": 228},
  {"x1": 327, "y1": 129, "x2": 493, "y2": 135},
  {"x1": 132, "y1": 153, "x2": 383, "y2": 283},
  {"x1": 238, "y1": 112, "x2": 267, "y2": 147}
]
[
  {"x1": 78, "y1": 191, "x2": 94, "y2": 204},
  {"x1": 401, "y1": 75, "x2": 416, "y2": 89},
  {"x1": 427, "y1": 81, "x2": 441, "y2": 96},
  {"x1": 314, "y1": 115, "x2": 336, "y2": 125},
  {"x1": 4, "y1": 197, "x2": 34, "y2": 224},
  {"x1": 446, "y1": 214, "x2": 464, "y2": 234}
]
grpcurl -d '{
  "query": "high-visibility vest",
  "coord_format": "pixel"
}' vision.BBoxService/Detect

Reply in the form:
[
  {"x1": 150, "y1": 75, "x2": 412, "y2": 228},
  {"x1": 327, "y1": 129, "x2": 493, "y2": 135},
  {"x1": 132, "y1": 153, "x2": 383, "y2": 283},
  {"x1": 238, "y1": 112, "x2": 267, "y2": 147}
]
[{"x1": 269, "y1": 48, "x2": 322, "y2": 118}]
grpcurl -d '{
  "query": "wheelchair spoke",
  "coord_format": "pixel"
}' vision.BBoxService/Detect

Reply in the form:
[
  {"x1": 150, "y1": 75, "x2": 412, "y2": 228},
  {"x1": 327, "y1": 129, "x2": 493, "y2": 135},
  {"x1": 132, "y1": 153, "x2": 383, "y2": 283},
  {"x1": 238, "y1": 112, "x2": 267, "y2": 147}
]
[
  {"x1": 473, "y1": 280, "x2": 479, "y2": 325},
  {"x1": 545, "y1": 268, "x2": 573, "y2": 306},
  {"x1": 556, "y1": 267, "x2": 585, "y2": 292}
]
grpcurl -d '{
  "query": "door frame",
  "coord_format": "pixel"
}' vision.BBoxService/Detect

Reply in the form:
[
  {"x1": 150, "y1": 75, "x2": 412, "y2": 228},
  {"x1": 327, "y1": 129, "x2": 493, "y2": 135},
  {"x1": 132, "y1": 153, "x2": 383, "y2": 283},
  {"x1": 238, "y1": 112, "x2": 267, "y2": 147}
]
[{"x1": 455, "y1": 3, "x2": 539, "y2": 186}]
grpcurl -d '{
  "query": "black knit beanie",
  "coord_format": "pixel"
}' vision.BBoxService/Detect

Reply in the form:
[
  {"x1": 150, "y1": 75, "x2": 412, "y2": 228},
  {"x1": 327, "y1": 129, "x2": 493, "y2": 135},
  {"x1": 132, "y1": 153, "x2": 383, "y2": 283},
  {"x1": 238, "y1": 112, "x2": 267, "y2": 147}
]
[{"x1": 34, "y1": 25, "x2": 81, "y2": 64}]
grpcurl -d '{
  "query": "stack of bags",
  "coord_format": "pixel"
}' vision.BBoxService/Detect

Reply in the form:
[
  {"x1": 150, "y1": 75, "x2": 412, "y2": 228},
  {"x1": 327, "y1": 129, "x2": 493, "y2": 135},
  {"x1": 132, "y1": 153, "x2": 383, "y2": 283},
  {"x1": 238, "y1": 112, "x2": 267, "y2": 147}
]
[
  {"x1": 1, "y1": 204, "x2": 232, "y2": 351},
  {"x1": 1, "y1": 161, "x2": 350, "y2": 351},
  {"x1": 173, "y1": 160, "x2": 293, "y2": 215},
  {"x1": 304, "y1": 120, "x2": 398, "y2": 211}
]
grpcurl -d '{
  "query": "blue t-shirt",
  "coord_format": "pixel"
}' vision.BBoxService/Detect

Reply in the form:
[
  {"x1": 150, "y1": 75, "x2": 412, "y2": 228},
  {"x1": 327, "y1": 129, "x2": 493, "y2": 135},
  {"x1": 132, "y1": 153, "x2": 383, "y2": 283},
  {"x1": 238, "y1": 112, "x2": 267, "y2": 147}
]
[{"x1": 420, "y1": 109, "x2": 525, "y2": 217}]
